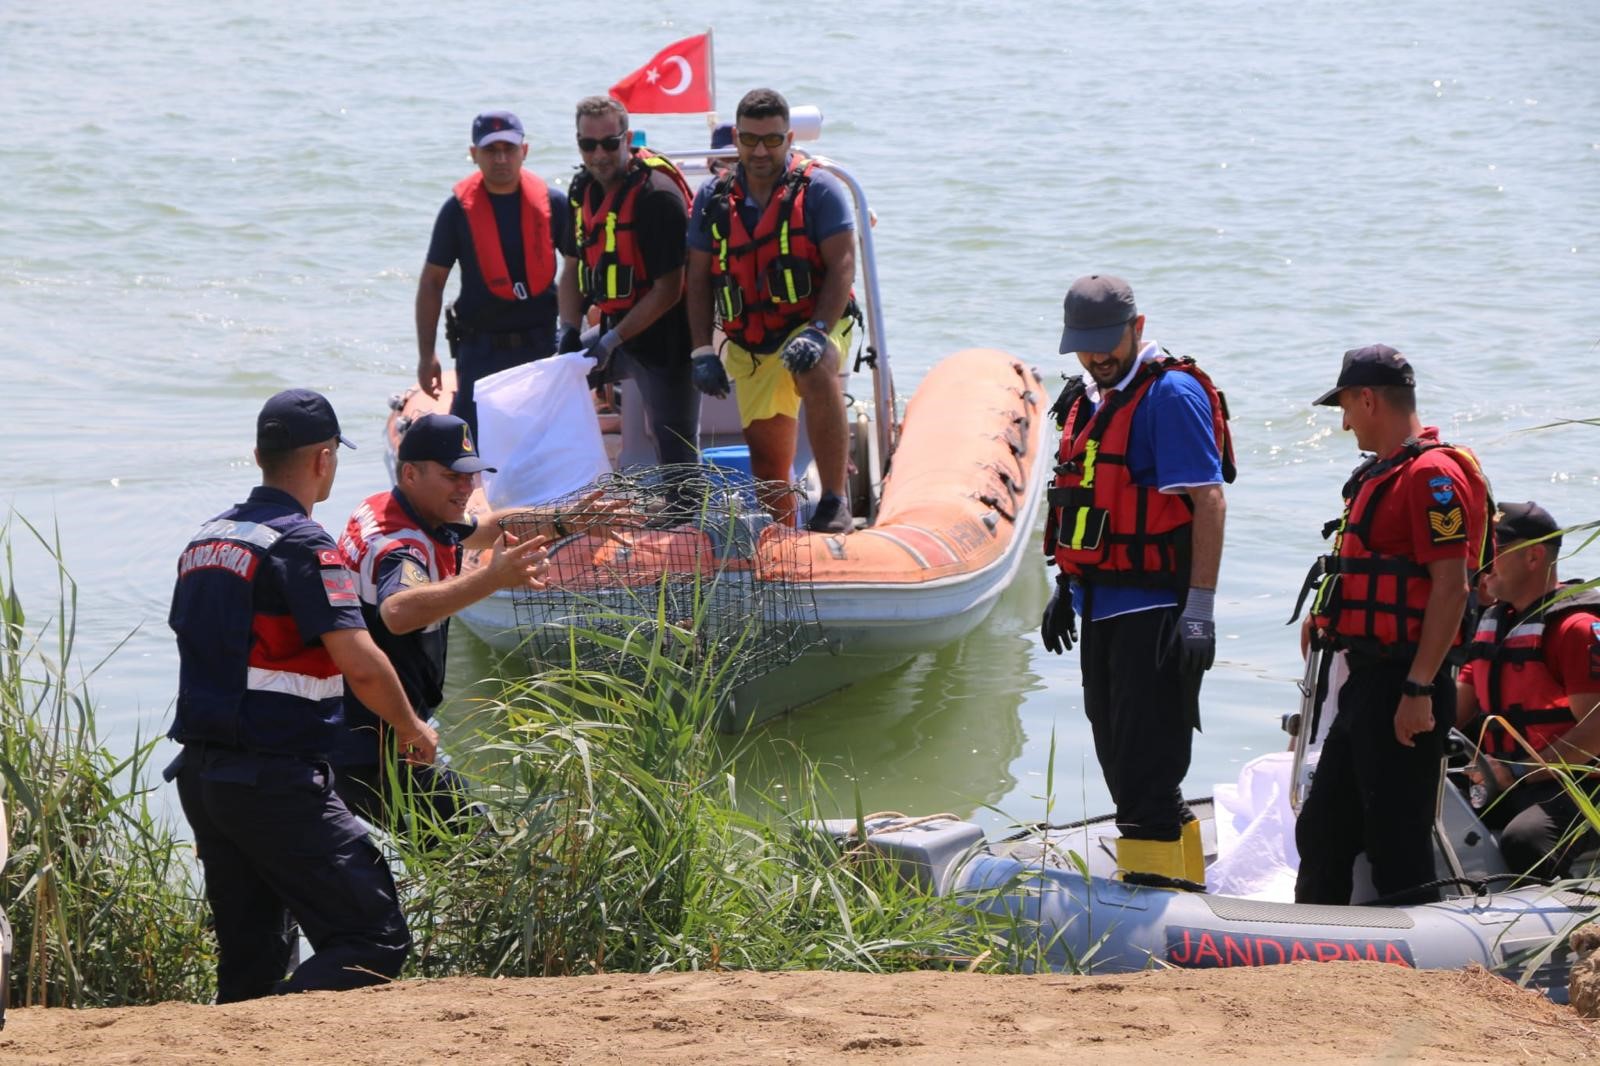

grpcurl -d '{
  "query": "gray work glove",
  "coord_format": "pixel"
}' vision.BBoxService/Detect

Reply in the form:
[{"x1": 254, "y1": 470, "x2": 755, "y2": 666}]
[
  {"x1": 557, "y1": 324, "x2": 584, "y2": 354},
  {"x1": 781, "y1": 325, "x2": 829, "y2": 374},
  {"x1": 584, "y1": 328, "x2": 624, "y2": 377},
  {"x1": 1177, "y1": 587, "x2": 1217, "y2": 673},
  {"x1": 690, "y1": 345, "x2": 731, "y2": 399},
  {"x1": 1040, "y1": 573, "x2": 1077, "y2": 654}
]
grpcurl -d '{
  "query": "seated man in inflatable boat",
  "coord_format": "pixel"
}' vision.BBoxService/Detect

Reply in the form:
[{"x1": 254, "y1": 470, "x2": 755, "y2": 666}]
[{"x1": 1455, "y1": 500, "x2": 1600, "y2": 880}]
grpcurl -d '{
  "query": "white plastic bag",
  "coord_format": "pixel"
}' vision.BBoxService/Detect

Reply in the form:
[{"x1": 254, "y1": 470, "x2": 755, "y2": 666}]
[{"x1": 474, "y1": 354, "x2": 610, "y2": 508}]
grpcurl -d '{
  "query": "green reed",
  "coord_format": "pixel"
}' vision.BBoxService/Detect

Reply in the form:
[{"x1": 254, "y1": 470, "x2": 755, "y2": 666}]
[
  {"x1": 0, "y1": 516, "x2": 214, "y2": 1007},
  {"x1": 376, "y1": 597, "x2": 1032, "y2": 978}
]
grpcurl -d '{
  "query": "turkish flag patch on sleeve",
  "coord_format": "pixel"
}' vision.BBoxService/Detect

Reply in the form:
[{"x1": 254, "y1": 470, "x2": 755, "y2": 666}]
[{"x1": 319, "y1": 556, "x2": 360, "y2": 607}]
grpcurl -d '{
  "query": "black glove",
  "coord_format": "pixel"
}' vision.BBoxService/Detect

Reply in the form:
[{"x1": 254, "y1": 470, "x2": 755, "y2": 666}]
[
  {"x1": 1176, "y1": 588, "x2": 1216, "y2": 673},
  {"x1": 1041, "y1": 574, "x2": 1077, "y2": 654},
  {"x1": 781, "y1": 325, "x2": 829, "y2": 373},
  {"x1": 691, "y1": 346, "x2": 731, "y2": 399},
  {"x1": 557, "y1": 324, "x2": 583, "y2": 354}
]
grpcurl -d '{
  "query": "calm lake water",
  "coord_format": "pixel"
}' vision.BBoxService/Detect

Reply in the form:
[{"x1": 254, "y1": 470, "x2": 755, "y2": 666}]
[{"x1": 4, "y1": 1, "x2": 1597, "y2": 830}]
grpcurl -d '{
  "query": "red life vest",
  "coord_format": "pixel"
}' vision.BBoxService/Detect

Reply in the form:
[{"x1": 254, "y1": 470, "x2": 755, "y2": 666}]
[
  {"x1": 452, "y1": 170, "x2": 555, "y2": 302},
  {"x1": 706, "y1": 158, "x2": 831, "y2": 354},
  {"x1": 570, "y1": 149, "x2": 692, "y2": 316},
  {"x1": 1305, "y1": 437, "x2": 1491, "y2": 657},
  {"x1": 338, "y1": 490, "x2": 460, "y2": 630},
  {"x1": 1463, "y1": 583, "x2": 1600, "y2": 756},
  {"x1": 1046, "y1": 356, "x2": 1235, "y2": 587}
]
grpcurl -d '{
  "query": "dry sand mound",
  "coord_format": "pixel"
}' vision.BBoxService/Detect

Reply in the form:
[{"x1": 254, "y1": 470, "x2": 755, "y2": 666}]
[{"x1": 4, "y1": 963, "x2": 1597, "y2": 1065}]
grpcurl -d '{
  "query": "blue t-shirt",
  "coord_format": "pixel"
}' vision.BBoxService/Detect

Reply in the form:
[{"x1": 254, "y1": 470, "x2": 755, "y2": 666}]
[
  {"x1": 1070, "y1": 350, "x2": 1224, "y2": 621},
  {"x1": 686, "y1": 156, "x2": 855, "y2": 254},
  {"x1": 426, "y1": 180, "x2": 570, "y2": 334}
]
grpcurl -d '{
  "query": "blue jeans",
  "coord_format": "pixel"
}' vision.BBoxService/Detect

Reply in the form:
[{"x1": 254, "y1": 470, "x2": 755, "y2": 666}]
[{"x1": 450, "y1": 331, "x2": 555, "y2": 439}]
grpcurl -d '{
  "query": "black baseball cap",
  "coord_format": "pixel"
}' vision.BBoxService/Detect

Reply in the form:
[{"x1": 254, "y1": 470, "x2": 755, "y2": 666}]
[
  {"x1": 472, "y1": 111, "x2": 524, "y2": 149},
  {"x1": 397, "y1": 413, "x2": 495, "y2": 474},
  {"x1": 710, "y1": 122, "x2": 734, "y2": 149},
  {"x1": 1059, "y1": 275, "x2": 1138, "y2": 354},
  {"x1": 1313, "y1": 344, "x2": 1416, "y2": 406},
  {"x1": 257, "y1": 389, "x2": 356, "y2": 452},
  {"x1": 1495, "y1": 500, "x2": 1561, "y2": 552}
]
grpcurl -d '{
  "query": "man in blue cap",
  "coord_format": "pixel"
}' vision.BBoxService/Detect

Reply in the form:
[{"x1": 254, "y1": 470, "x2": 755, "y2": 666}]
[
  {"x1": 417, "y1": 111, "x2": 571, "y2": 437},
  {"x1": 334, "y1": 413, "x2": 624, "y2": 830},
  {"x1": 167, "y1": 389, "x2": 439, "y2": 1001},
  {"x1": 333, "y1": 412, "x2": 543, "y2": 828},
  {"x1": 1040, "y1": 275, "x2": 1233, "y2": 886}
]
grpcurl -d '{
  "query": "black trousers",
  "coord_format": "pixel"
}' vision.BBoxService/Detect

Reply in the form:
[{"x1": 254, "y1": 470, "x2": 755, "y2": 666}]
[
  {"x1": 1486, "y1": 778, "x2": 1599, "y2": 880},
  {"x1": 1080, "y1": 605, "x2": 1200, "y2": 842},
  {"x1": 175, "y1": 747, "x2": 411, "y2": 1003},
  {"x1": 1294, "y1": 654, "x2": 1454, "y2": 904}
]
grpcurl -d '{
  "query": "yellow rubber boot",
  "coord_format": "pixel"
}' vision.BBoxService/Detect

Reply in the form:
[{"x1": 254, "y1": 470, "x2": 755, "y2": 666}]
[
  {"x1": 1114, "y1": 836, "x2": 1189, "y2": 883},
  {"x1": 1180, "y1": 817, "x2": 1206, "y2": 886}
]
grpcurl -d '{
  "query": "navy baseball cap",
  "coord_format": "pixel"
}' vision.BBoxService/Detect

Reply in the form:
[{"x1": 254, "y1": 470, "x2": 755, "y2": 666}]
[
  {"x1": 1312, "y1": 344, "x2": 1415, "y2": 406},
  {"x1": 472, "y1": 111, "x2": 524, "y2": 149},
  {"x1": 1495, "y1": 500, "x2": 1562, "y2": 552},
  {"x1": 710, "y1": 122, "x2": 734, "y2": 150},
  {"x1": 257, "y1": 389, "x2": 355, "y2": 452},
  {"x1": 398, "y1": 413, "x2": 495, "y2": 474},
  {"x1": 1059, "y1": 275, "x2": 1138, "y2": 354}
]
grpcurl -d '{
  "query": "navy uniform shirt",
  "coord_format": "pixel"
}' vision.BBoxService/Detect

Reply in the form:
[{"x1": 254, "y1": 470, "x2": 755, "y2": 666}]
[{"x1": 426, "y1": 181, "x2": 570, "y2": 335}]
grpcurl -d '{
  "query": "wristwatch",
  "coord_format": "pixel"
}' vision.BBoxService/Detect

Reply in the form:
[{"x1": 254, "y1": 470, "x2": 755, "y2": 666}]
[{"x1": 1401, "y1": 678, "x2": 1436, "y2": 698}]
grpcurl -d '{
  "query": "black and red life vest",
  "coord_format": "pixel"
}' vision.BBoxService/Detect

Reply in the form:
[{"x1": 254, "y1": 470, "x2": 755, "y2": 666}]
[
  {"x1": 452, "y1": 170, "x2": 555, "y2": 302},
  {"x1": 706, "y1": 158, "x2": 832, "y2": 353},
  {"x1": 570, "y1": 149, "x2": 692, "y2": 317},
  {"x1": 1303, "y1": 437, "x2": 1492, "y2": 657},
  {"x1": 1463, "y1": 582, "x2": 1600, "y2": 756},
  {"x1": 1045, "y1": 355, "x2": 1235, "y2": 588}
]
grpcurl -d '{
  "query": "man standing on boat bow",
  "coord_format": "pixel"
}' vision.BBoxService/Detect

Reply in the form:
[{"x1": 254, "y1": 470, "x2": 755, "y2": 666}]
[
  {"x1": 417, "y1": 111, "x2": 570, "y2": 438},
  {"x1": 685, "y1": 88, "x2": 857, "y2": 533},
  {"x1": 1293, "y1": 345, "x2": 1491, "y2": 905},
  {"x1": 557, "y1": 95, "x2": 700, "y2": 470},
  {"x1": 1040, "y1": 275, "x2": 1233, "y2": 886}
]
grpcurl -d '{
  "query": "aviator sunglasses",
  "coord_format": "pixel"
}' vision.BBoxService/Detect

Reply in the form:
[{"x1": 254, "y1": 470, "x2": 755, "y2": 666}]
[
  {"x1": 577, "y1": 133, "x2": 626, "y2": 152},
  {"x1": 736, "y1": 130, "x2": 788, "y2": 148}
]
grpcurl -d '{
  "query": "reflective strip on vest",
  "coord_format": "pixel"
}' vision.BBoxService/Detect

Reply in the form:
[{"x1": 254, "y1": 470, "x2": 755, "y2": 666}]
[
  {"x1": 246, "y1": 666, "x2": 344, "y2": 702},
  {"x1": 191, "y1": 518, "x2": 282, "y2": 551}
]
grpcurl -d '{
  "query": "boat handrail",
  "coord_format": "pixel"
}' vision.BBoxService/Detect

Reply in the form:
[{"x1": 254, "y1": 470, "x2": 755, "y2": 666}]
[{"x1": 635, "y1": 148, "x2": 899, "y2": 489}]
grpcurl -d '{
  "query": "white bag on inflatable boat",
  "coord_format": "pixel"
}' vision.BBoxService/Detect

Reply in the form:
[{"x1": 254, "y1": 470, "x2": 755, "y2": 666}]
[{"x1": 474, "y1": 353, "x2": 609, "y2": 508}]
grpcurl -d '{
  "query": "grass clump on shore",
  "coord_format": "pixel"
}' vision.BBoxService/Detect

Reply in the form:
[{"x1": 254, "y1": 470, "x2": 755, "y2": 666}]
[
  {"x1": 383, "y1": 613, "x2": 1018, "y2": 978},
  {"x1": 0, "y1": 518, "x2": 214, "y2": 1008}
]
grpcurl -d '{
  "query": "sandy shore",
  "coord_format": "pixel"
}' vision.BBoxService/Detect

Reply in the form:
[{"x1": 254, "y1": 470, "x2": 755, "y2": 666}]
[{"x1": 3, "y1": 963, "x2": 1596, "y2": 1064}]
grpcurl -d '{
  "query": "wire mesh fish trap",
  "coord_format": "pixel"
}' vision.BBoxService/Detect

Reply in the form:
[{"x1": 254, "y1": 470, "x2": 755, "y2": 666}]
[{"x1": 501, "y1": 463, "x2": 822, "y2": 689}]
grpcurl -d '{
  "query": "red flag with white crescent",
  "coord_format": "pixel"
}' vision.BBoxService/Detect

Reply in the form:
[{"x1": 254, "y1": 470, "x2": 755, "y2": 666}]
[{"x1": 608, "y1": 32, "x2": 714, "y2": 114}]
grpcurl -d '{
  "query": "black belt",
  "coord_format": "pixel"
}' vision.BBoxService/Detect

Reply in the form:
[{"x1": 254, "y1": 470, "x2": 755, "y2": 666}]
[{"x1": 460, "y1": 328, "x2": 550, "y2": 351}]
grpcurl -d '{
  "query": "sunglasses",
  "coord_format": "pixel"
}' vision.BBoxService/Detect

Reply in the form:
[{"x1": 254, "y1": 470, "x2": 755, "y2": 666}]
[
  {"x1": 736, "y1": 130, "x2": 788, "y2": 149},
  {"x1": 577, "y1": 134, "x2": 626, "y2": 152}
]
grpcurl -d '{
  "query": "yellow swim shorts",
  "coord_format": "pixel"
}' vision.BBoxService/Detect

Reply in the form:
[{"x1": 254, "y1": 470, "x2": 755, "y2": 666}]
[{"x1": 722, "y1": 317, "x2": 854, "y2": 428}]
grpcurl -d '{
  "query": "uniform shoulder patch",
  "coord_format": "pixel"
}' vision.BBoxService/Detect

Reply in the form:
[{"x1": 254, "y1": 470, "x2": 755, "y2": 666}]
[
  {"x1": 1427, "y1": 504, "x2": 1466, "y2": 544},
  {"x1": 1427, "y1": 476, "x2": 1457, "y2": 506},
  {"x1": 398, "y1": 558, "x2": 431, "y2": 590},
  {"x1": 316, "y1": 549, "x2": 359, "y2": 607}
]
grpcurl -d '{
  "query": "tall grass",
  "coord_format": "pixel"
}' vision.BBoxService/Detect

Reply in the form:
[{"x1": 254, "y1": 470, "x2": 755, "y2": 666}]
[
  {"x1": 380, "y1": 607, "x2": 1027, "y2": 977},
  {"x1": 0, "y1": 517, "x2": 214, "y2": 1007}
]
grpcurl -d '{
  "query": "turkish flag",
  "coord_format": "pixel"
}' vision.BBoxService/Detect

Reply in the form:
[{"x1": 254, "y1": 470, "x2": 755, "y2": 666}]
[{"x1": 608, "y1": 32, "x2": 714, "y2": 114}]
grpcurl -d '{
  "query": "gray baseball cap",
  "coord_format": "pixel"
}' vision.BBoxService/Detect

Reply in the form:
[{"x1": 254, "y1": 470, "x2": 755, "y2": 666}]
[{"x1": 1059, "y1": 275, "x2": 1138, "y2": 354}]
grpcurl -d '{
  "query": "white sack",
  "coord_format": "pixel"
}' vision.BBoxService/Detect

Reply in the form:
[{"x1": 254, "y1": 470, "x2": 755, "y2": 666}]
[{"x1": 474, "y1": 354, "x2": 610, "y2": 508}]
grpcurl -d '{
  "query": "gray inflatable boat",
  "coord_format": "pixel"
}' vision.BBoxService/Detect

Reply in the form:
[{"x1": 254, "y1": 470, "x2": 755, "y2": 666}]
[{"x1": 816, "y1": 774, "x2": 1595, "y2": 1002}]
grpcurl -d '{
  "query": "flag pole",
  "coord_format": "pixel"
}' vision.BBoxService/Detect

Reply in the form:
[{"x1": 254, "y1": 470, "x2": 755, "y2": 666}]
[{"x1": 706, "y1": 25, "x2": 717, "y2": 121}]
